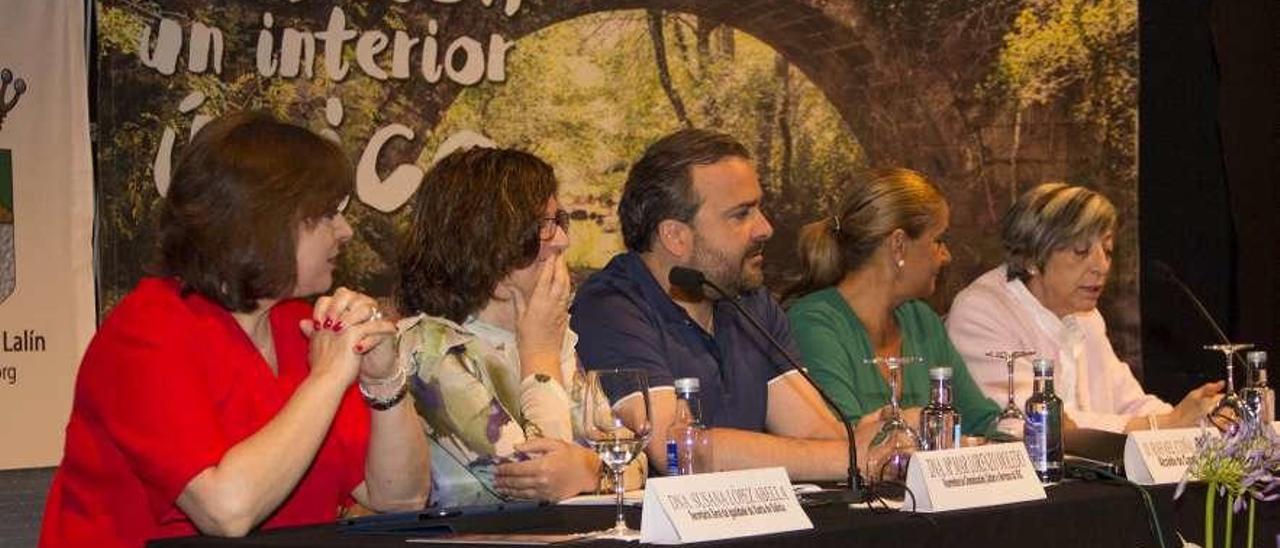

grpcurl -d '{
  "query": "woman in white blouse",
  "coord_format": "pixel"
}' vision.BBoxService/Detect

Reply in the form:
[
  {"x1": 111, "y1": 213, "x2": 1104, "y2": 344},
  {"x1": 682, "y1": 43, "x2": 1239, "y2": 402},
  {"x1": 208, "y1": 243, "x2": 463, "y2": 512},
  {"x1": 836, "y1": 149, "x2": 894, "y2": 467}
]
[{"x1": 946, "y1": 183, "x2": 1222, "y2": 433}]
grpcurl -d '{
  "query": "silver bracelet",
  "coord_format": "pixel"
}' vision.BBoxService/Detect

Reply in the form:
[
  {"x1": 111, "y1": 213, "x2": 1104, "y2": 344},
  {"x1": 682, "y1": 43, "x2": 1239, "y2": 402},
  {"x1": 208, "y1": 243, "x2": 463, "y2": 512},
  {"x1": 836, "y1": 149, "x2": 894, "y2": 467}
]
[{"x1": 359, "y1": 365, "x2": 408, "y2": 410}]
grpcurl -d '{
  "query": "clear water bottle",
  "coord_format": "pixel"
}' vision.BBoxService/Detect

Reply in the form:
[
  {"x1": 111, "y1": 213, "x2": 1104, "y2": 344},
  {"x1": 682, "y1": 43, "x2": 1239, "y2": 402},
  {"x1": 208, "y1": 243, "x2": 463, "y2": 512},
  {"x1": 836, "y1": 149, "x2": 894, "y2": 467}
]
[
  {"x1": 1024, "y1": 358, "x2": 1063, "y2": 483},
  {"x1": 665, "y1": 377, "x2": 712, "y2": 475},
  {"x1": 1243, "y1": 351, "x2": 1275, "y2": 425},
  {"x1": 920, "y1": 367, "x2": 962, "y2": 451}
]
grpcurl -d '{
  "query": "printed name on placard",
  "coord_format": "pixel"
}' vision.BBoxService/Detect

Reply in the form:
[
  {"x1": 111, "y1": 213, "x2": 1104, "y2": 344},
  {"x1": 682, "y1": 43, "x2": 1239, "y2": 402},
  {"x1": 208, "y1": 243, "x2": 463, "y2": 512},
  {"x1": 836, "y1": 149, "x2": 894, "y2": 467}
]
[
  {"x1": 640, "y1": 467, "x2": 812, "y2": 544},
  {"x1": 905, "y1": 444, "x2": 1046, "y2": 512},
  {"x1": 924, "y1": 445, "x2": 1030, "y2": 488},
  {"x1": 1124, "y1": 428, "x2": 1211, "y2": 485}
]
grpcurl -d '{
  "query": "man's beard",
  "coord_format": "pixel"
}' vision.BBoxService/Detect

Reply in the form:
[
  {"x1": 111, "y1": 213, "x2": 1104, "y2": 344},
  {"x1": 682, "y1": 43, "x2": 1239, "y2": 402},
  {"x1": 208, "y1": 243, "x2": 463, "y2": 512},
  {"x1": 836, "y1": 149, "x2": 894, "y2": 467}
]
[{"x1": 689, "y1": 235, "x2": 767, "y2": 298}]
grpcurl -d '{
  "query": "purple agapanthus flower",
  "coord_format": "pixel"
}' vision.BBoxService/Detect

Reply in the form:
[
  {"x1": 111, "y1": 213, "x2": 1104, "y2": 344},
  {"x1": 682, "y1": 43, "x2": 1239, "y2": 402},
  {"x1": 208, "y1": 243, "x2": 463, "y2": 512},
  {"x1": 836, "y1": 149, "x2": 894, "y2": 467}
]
[{"x1": 1177, "y1": 418, "x2": 1280, "y2": 510}]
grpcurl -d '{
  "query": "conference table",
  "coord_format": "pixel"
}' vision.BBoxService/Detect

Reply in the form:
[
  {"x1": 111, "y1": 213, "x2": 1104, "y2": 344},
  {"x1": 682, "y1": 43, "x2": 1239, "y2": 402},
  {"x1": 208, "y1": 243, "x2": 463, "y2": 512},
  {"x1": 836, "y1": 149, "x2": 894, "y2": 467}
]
[{"x1": 151, "y1": 481, "x2": 1280, "y2": 547}]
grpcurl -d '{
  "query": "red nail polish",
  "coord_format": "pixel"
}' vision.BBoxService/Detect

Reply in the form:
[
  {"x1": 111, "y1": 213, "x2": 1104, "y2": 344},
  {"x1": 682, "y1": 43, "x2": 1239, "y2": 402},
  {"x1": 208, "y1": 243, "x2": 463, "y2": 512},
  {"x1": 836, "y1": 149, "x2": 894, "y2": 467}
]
[
  {"x1": 323, "y1": 318, "x2": 332, "y2": 328},
  {"x1": 354, "y1": 343, "x2": 364, "y2": 353},
  {"x1": 333, "y1": 321, "x2": 344, "y2": 331},
  {"x1": 313, "y1": 320, "x2": 322, "y2": 330}
]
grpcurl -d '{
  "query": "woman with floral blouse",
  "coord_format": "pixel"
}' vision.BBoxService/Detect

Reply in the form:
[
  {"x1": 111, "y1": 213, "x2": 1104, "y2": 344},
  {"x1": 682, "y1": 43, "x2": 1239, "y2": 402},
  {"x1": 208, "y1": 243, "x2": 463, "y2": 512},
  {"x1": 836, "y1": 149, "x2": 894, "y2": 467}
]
[{"x1": 396, "y1": 146, "x2": 645, "y2": 507}]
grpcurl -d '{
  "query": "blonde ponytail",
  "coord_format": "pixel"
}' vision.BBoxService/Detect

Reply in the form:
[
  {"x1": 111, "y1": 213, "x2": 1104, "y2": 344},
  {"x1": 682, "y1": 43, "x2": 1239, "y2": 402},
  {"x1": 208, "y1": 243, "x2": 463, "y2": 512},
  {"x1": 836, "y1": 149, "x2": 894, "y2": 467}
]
[
  {"x1": 781, "y1": 168, "x2": 947, "y2": 304},
  {"x1": 782, "y1": 218, "x2": 845, "y2": 302}
]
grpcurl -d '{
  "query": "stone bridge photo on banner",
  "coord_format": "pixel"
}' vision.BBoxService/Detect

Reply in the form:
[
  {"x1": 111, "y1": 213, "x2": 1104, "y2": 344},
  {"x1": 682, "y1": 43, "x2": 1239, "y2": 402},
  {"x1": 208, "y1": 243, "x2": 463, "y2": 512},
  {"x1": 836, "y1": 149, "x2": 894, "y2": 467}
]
[{"x1": 94, "y1": 0, "x2": 1138, "y2": 364}]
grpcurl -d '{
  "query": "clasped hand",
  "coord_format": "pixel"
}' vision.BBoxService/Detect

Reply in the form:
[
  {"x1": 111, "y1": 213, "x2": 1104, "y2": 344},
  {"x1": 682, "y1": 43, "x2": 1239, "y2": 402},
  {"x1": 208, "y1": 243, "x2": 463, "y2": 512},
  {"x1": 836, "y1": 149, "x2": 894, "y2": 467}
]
[{"x1": 300, "y1": 287, "x2": 398, "y2": 385}]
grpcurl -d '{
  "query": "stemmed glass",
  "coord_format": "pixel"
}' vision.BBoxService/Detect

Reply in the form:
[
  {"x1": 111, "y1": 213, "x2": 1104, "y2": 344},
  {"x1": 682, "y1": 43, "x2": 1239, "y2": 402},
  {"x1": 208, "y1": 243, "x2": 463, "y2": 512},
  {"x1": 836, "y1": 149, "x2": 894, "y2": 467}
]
[
  {"x1": 1204, "y1": 343, "x2": 1253, "y2": 433},
  {"x1": 582, "y1": 369, "x2": 652, "y2": 541},
  {"x1": 864, "y1": 356, "x2": 922, "y2": 484},
  {"x1": 986, "y1": 350, "x2": 1036, "y2": 439}
]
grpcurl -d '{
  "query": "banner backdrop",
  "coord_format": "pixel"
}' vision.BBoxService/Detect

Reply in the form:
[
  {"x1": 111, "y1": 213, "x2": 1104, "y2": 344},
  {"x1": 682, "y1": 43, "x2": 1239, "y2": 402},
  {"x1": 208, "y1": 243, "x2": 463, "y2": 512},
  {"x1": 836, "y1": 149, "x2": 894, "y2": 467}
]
[
  {"x1": 0, "y1": 0, "x2": 96, "y2": 469},
  {"x1": 94, "y1": 1, "x2": 1139, "y2": 375}
]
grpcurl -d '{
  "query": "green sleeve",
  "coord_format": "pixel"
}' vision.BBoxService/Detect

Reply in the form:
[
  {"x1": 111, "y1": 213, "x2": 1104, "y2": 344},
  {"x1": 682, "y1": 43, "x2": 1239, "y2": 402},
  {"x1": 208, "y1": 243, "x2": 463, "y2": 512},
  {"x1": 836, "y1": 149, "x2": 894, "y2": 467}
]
[
  {"x1": 943, "y1": 333, "x2": 1001, "y2": 436},
  {"x1": 789, "y1": 305, "x2": 867, "y2": 423}
]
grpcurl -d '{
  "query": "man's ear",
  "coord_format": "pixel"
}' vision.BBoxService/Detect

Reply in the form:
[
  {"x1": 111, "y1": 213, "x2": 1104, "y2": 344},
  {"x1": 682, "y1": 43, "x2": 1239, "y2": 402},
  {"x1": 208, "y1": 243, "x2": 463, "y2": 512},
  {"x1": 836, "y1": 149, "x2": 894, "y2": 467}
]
[{"x1": 657, "y1": 219, "x2": 693, "y2": 259}]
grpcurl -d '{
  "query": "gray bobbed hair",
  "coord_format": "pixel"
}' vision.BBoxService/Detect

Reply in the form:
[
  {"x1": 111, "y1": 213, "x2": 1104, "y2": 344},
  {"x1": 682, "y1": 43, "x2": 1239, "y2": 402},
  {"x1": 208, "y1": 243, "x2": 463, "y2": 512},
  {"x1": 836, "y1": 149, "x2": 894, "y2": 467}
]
[{"x1": 1001, "y1": 183, "x2": 1117, "y2": 282}]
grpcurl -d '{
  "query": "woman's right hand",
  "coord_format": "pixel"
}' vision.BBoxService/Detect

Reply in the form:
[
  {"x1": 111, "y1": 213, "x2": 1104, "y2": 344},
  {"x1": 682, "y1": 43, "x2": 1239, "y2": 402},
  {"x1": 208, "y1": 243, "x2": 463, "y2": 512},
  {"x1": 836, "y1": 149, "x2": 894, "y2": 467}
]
[
  {"x1": 1166, "y1": 380, "x2": 1226, "y2": 428},
  {"x1": 512, "y1": 253, "x2": 571, "y2": 381}
]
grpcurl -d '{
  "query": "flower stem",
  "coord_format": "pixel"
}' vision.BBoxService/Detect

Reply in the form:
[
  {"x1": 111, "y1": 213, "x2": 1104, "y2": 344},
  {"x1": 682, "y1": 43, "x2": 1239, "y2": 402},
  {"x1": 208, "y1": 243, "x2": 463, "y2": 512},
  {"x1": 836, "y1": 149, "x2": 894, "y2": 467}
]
[
  {"x1": 1205, "y1": 484, "x2": 1215, "y2": 548},
  {"x1": 1224, "y1": 494, "x2": 1234, "y2": 548},
  {"x1": 1246, "y1": 497, "x2": 1255, "y2": 548}
]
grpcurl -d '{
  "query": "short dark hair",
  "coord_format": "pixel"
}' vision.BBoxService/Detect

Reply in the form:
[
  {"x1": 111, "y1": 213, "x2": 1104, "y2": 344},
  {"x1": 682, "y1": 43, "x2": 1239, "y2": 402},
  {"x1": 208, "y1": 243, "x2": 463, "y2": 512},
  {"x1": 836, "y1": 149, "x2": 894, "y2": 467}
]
[
  {"x1": 397, "y1": 147, "x2": 558, "y2": 322},
  {"x1": 155, "y1": 111, "x2": 353, "y2": 312},
  {"x1": 619, "y1": 129, "x2": 751, "y2": 252}
]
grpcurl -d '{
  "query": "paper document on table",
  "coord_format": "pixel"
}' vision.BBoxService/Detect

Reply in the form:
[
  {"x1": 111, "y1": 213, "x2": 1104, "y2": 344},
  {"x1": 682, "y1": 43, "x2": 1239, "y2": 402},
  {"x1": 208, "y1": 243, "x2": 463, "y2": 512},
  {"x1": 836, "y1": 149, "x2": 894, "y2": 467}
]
[
  {"x1": 407, "y1": 533, "x2": 587, "y2": 544},
  {"x1": 558, "y1": 490, "x2": 645, "y2": 506},
  {"x1": 849, "y1": 496, "x2": 905, "y2": 511}
]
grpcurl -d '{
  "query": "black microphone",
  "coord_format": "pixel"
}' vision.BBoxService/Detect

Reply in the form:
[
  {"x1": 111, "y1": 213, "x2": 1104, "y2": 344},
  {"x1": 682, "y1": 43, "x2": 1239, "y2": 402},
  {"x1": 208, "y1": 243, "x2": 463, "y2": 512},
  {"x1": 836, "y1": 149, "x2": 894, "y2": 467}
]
[
  {"x1": 668, "y1": 266, "x2": 867, "y2": 503},
  {"x1": 668, "y1": 266, "x2": 706, "y2": 295},
  {"x1": 1152, "y1": 260, "x2": 1246, "y2": 368}
]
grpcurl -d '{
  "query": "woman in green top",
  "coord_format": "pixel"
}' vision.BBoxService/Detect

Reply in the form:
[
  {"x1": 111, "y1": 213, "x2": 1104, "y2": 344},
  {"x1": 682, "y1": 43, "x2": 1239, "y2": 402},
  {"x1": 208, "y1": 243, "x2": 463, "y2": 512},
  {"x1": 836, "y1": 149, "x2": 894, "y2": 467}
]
[{"x1": 784, "y1": 168, "x2": 999, "y2": 437}]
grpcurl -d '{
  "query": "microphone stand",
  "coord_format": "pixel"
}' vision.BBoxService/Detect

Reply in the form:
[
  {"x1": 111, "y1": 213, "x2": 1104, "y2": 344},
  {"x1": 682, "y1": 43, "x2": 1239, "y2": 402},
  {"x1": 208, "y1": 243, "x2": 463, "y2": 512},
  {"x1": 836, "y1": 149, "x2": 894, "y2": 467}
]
[
  {"x1": 681, "y1": 270, "x2": 867, "y2": 504},
  {"x1": 1153, "y1": 260, "x2": 1248, "y2": 369}
]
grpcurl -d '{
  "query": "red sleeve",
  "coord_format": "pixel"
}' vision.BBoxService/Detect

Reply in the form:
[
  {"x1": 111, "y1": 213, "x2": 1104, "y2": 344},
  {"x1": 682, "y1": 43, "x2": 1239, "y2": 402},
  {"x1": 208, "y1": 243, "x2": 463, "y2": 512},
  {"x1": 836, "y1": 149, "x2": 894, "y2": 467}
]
[
  {"x1": 273, "y1": 299, "x2": 370, "y2": 503},
  {"x1": 80, "y1": 283, "x2": 233, "y2": 521}
]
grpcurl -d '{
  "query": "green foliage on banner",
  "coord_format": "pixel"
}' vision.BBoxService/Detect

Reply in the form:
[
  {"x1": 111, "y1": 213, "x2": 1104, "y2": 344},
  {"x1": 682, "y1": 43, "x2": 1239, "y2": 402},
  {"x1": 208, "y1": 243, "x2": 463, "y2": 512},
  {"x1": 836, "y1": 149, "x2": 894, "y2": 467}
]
[
  {"x1": 426, "y1": 11, "x2": 863, "y2": 272},
  {"x1": 93, "y1": 0, "x2": 1139, "y2": 368}
]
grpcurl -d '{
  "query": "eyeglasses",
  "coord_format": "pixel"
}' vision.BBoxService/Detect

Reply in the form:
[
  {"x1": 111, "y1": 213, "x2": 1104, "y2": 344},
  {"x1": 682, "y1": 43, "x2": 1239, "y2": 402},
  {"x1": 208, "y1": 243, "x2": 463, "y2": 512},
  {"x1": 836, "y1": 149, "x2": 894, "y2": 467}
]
[
  {"x1": 327, "y1": 195, "x2": 350, "y2": 219},
  {"x1": 538, "y1": 210, "x2": 571, "y2": 240}
]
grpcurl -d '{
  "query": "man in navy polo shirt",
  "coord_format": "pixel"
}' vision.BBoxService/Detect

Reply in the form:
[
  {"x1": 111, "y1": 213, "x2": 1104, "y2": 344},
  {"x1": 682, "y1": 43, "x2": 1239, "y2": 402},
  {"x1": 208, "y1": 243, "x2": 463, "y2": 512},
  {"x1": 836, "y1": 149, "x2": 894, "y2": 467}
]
[{"x1": 571, "y1": 129, "x2": 852, "y2": 480}]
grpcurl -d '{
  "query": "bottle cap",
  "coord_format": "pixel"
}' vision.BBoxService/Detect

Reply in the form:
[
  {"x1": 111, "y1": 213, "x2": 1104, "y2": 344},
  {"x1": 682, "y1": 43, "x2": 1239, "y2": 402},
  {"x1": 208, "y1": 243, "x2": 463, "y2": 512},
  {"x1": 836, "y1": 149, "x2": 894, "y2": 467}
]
[
  {"x1": 928, "y1": 367, "x2": 953, "y2": 380},
  {"x1": 674, "y1": 377, "x2": 700, "y2": 393},
  {"x1": 1247, "y1": 350, "x2": 1267, "y2": 365},
  {"x1": 1032, "y1": 358, "x2": 1055, "y2": 375}
]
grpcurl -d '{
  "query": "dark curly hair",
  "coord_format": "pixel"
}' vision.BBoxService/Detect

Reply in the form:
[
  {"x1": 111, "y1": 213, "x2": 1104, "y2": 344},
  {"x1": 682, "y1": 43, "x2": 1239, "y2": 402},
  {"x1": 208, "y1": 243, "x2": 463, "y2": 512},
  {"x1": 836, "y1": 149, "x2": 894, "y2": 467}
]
[
  {"x1": 619, "y1": 129, "x2": 750, "y2": 252},
  {"x1": 154, "y1": 111, "x2": 353, "y2": 312},
  {"x1": 397, "y1": 147, "x2": 558, "y2": 322}
]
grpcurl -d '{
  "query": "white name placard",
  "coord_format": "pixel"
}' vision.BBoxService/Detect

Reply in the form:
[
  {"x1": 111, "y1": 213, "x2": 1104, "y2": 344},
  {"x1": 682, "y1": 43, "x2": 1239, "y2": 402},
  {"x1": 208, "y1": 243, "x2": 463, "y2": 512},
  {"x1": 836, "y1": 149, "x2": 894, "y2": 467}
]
[
  {"x1": 640, "y1": 467, "x2": 813, "y2": 544},
  {"x1": 904, "y1": 444, "x2": 1046, "y2": 512},
  {"x1": 1124, "y1": 427, "x2": 1212, "y2": 485}
]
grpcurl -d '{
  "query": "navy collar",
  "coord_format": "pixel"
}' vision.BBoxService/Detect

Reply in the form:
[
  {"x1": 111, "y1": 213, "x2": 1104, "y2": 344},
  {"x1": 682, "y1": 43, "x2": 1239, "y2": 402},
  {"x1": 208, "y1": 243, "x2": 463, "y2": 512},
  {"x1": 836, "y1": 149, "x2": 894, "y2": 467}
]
[
  {"x1": 615, "y1": 252, "x2": 756, "y2": 335},
  {"x1": 616, "y1": 252, "x2": 702, "y2": 327}
]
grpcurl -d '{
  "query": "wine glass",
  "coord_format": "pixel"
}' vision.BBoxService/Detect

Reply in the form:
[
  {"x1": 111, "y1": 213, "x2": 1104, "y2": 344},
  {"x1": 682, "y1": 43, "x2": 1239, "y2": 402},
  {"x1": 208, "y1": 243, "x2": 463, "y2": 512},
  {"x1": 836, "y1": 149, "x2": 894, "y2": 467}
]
[
  {"x1": 864, "y1": 356, "x2": 922, "y2": 484},
  {"x1": 985, "y1": 350, "x2": 1036, "y2": 439},
  {"x1": 582, "y1": 369, "x2": 652, "y2": 541},
  {"x1": 1204, "y1": 343, "x2": 1253, "y2": 433}
]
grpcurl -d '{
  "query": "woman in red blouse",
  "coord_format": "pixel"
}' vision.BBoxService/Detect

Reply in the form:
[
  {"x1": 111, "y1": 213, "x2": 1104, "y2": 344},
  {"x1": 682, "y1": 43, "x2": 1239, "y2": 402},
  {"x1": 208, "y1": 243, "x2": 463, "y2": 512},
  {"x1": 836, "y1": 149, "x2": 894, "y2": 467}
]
[{"x1": 40, "y1": 112, "x2": 430, "y2": 547}]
